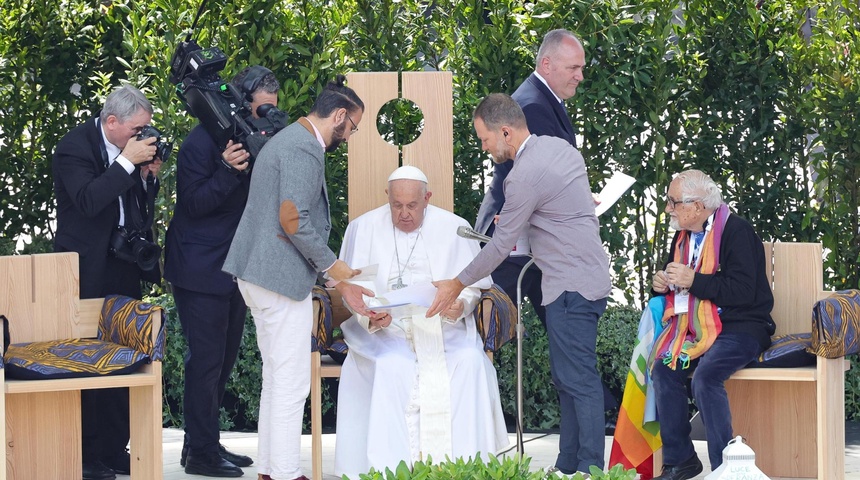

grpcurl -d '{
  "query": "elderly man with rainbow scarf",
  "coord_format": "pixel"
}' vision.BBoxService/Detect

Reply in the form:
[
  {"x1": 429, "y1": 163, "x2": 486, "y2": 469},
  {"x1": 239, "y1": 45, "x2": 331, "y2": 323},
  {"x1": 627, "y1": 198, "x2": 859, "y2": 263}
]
[{"x1": 648, "y1": 169, "x2": 775, "y2": 480}]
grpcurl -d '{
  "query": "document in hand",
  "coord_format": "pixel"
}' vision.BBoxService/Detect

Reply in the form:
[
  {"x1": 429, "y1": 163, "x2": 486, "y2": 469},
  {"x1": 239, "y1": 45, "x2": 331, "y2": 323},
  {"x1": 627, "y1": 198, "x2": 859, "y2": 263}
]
[
  {"x1": 369, "y1": 282, "x2": 438, "y2": 309},
  {"x1": 595, "y1": 171, "x2": 636, "y2": 216}
]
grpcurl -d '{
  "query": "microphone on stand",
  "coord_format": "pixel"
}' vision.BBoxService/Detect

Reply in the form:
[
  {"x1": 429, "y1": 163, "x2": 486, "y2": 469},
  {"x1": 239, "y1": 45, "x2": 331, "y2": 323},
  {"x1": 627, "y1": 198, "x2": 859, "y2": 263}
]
[
  {"x1": 458, "y1": 224, "x2": 529, "y2": 455},
  {"x1": 456, "y1": 225, "x2": 492, "y2": 243}
]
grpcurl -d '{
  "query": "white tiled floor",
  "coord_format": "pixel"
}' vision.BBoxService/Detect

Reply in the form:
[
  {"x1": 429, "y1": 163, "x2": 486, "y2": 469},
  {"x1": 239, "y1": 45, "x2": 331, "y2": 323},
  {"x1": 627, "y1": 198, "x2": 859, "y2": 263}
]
[{"x1": 118, "y1": 427, "x2": 860, "y2": 480}]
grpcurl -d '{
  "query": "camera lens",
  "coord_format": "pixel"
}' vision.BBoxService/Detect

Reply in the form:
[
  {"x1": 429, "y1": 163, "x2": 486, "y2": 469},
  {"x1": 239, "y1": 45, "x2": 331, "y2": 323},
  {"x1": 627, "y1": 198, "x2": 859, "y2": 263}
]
[{"x1": 129, "y1": 236, "x2": 162, "y2": 271}]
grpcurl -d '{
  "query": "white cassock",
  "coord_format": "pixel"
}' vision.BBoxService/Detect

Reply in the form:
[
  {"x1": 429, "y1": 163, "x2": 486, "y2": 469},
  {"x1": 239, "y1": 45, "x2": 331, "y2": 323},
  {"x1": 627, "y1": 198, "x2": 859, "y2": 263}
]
[{"x1": 334, "y1": 204, "x2": 509, "y2": 477}]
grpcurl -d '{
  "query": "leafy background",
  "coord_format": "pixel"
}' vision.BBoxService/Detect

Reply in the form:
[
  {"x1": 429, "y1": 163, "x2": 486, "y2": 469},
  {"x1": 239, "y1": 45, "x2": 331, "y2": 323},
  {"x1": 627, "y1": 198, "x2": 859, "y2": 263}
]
[{"x1": 1, "y1": 0, "x2": 858, "y2": 430}]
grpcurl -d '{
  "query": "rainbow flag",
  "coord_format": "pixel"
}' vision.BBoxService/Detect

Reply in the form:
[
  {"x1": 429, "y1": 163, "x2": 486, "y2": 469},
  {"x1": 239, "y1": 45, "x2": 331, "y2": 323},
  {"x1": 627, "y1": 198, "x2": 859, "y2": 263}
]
[{"x1": 609, "y1": 297, "x2": 666, "y2": 479}]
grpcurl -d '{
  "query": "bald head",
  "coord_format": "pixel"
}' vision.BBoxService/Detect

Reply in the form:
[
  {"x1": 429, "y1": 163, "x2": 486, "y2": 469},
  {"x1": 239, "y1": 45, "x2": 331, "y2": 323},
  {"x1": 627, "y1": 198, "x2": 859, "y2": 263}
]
[{"x1": 535, "y1": 29, "x2": 586, "y2": 100}]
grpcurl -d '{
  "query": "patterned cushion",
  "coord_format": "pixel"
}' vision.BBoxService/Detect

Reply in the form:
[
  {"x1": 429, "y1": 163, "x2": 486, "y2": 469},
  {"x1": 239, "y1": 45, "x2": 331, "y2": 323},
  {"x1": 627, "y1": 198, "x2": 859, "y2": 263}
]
[
  {"x1": 4, "y1": 338, "x2": 149, "y2": 380},
  {"x1": 750, "y1": 333, "x2": 815, "y2": 368},
  {"x1": 475, "y1": 284, "x2": 517, "y2": 352},
  {"x1": 99, "y1": 294, "x2": 166, "y2": 360},
  {"x1": 311, "y1": 286, "x2": 348, "y2": 364},
  {"x1": 810, "y1": 289, "x2": 860, "y2": 359}
]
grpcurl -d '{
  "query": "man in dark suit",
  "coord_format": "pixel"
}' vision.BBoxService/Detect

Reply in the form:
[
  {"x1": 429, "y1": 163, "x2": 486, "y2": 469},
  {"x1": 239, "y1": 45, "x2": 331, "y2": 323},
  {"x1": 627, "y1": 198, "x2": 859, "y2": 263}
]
[
  {"x1": 53, "y1": 84, "x2": 163, "y2": 480},
  {"x1": 163, "y1": 65, "x2": 280, "y2": 478},
  {"x1": 474, "y1": 28, "x2": 583, "y2": 326}
]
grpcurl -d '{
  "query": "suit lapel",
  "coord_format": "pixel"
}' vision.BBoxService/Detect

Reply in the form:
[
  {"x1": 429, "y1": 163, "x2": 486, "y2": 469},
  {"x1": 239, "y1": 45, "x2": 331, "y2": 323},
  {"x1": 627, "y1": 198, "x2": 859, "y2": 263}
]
[
  {"x1": 529, "y1": 74, "x2": 575, "y2": 145},
  {"x1": 87, "y1": 116, "x2": 109, "y2": 173}
]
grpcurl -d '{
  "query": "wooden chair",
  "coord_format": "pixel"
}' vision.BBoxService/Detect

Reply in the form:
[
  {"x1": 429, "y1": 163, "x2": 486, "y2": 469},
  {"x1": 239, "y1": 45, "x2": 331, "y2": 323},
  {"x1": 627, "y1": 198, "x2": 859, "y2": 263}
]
[
  {"x1": 0, "y1": 253, "x2": 163, "y2": 480},
  {"x1": 652, "y1": 242, "x2": 847, "y2": 479}
]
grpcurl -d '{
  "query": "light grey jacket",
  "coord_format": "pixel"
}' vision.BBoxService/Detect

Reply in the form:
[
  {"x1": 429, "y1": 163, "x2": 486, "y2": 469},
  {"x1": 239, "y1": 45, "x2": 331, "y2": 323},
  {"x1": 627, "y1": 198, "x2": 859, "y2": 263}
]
[
  {"x1": 223, "y1": 120, "x2": 337, "y2": 300},
  {"x1": 459, "y1": 135, "x2": 611, "y2": 304}
]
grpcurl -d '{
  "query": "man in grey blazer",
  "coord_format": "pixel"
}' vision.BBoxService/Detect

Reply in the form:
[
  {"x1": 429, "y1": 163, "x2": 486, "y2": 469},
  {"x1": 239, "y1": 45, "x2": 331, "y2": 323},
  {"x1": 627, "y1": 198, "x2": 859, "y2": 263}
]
[
  {"x1": 429, "y1": 93, "x2": 611, "y2": 475},
  {"x1": 223, "y1": 75, "x2": 367, "y2": 480}
]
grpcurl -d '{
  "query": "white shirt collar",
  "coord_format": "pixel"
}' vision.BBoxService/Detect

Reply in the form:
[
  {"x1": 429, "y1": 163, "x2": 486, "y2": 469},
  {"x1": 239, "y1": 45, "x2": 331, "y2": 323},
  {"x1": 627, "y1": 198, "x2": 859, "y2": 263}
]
[
  {"x1": 515, "y1": 135, "x2": 533, "y2": 160},
  {"x1": 533, "y1": 71, "x2": 562, "y2": 104}
]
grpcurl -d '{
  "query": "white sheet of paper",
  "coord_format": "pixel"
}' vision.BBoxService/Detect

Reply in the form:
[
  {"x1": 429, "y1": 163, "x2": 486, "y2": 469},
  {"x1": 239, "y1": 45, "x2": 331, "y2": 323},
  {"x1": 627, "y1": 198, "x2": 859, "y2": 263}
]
[
  {"x1": 509, "y1": 224, "x2": 531, "y2": 257},
  {"x1": 350, "y1": 264, "x2": 379, "y2": 282},
  {"x1": 595, "y1": 171, "x2": 636, "y2": 216},
  {"x1": 369, "y1": 282, "x2": 438, "y2": 309}
]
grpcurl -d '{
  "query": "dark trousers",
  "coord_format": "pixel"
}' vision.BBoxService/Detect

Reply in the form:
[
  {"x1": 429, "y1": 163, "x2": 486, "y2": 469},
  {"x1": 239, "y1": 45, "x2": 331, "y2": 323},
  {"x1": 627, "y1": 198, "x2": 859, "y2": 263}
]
[
  {"x1": 82, "y1": 257, "x2": 143, "y2": 462},
  {"x1": 545, "y1": 291, "x2": 607, "y2": 473},
  {"x1": 491, "y1": 260, "x2": 618, "y2": 412},
  {"x1": 82, "y1": 388, "x2": 130, "y2": 461},
  {"x1": 491, "y1": 259, "x2": 546, "y2": 326},
  {"x1": 652, "y1": 332, "x2": 762, "y2": 469},
  {"x1": 173, "y1": 284, "x2": 247, "y2": 455}
]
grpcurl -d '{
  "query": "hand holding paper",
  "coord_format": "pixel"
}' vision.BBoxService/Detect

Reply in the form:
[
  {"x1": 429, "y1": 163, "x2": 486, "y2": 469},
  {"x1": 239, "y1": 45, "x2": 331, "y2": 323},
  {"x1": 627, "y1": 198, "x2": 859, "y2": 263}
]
[
  {"x1": 595, "y1": 171, "x2": 636, "y2": 216},
  {"x1": 369, "y1": 282, "x2": 439, "y2": 309}
]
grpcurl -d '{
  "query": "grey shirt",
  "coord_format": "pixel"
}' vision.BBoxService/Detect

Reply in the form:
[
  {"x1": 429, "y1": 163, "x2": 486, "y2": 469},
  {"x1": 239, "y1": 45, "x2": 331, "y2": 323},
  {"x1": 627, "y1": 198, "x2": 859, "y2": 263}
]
[{"x1": 458, "y1": 135, "x2": 611, "y2": 304}]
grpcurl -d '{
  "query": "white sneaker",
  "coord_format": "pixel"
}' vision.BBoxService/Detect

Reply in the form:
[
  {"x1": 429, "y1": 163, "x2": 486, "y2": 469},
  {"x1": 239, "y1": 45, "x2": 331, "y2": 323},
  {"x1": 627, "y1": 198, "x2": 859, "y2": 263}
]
[{"x1": 545, "y1": 466, "x2": 590, "y2": 479}]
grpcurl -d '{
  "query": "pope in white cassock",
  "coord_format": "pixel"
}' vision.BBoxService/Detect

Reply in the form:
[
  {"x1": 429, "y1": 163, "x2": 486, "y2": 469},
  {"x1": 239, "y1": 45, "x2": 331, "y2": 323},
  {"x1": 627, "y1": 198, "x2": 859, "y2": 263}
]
[{"x1": 333, "y1": 166, "x2": 509, "y2": 477}]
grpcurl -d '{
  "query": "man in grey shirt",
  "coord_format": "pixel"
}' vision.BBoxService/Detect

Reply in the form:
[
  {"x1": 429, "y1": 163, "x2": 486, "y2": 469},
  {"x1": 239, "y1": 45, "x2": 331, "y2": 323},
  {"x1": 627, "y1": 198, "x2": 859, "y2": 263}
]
[{"x1": 428, "y1": 93, "x2": 611, "y2": 474}]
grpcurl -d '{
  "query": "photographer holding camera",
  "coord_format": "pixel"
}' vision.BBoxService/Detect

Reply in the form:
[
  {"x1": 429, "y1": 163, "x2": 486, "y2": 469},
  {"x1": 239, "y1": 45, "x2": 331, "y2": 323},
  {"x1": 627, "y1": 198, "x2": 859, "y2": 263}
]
[
  {"x1": 163, "y1": 65, "x2": 279, "y2": 478},
  {"x1": 53, "y1": 84, "x2": 166, "y2": 480}
]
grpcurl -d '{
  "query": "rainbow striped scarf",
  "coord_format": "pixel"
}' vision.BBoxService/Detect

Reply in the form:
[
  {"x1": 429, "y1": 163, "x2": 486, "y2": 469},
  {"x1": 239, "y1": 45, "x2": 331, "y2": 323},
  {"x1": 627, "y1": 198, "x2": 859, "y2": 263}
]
[{"x1": 649, "y1": 203, "x2": 730, "y2": 370}]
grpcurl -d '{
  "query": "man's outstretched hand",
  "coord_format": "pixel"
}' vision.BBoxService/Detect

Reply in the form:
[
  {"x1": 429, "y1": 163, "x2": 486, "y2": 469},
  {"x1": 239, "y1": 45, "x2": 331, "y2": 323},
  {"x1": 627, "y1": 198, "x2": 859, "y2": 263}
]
[
  {"x1": 335, "y1": 281, "x2": 375, "y2": 317},
  {"x1": 426, "y1": 278, "x2": 466, "y2": 317}
]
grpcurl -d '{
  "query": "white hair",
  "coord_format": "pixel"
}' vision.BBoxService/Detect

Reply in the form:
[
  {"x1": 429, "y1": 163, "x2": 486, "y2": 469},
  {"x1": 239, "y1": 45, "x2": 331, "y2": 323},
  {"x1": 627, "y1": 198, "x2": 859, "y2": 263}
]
[{"x1": 675, "y1": 169, "x2": 723, "y2": 210}]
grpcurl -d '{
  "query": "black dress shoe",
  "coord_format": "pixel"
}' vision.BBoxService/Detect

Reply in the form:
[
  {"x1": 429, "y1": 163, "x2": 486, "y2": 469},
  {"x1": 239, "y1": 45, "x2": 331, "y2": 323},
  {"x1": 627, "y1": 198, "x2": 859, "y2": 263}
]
[
  {"x1": 82, "y1": 460, "x2": 116, "y2": 480},
  {"x1": 101, "y1": 451, "x2": 131, "y2": 475},
  {"x1": 654, "y1": 454, "x2": 703, "y2": 480},
  {"x1": 219, "y1": 444, "x2": 253, "y2": 467},
  {"x1": 185, "y1": 452, "x2": 244, "y2": 478},
  {"x1": 182, "y1": 441, "x2": 253, "y2": 468}
]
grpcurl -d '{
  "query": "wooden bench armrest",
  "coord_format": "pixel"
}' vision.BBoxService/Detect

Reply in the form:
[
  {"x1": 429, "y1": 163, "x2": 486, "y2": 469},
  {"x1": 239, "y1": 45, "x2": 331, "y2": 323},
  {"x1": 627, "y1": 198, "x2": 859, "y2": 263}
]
[{"x1": 5, "y1": 368, "x2": 161, "y2": 394}]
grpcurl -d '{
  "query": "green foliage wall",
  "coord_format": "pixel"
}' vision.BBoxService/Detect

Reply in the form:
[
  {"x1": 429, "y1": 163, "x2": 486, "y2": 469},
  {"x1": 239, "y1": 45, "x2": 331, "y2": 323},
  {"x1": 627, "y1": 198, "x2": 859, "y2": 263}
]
[{"x1": 2, "y1": 0, "x2": 859, "y2": 423}]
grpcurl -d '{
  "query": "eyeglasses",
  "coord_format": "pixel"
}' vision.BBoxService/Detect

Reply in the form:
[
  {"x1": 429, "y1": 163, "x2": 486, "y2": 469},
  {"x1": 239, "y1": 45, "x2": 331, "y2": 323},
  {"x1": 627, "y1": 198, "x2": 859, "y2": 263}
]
[
  {"x1": 666, "y1": 196, "x2": 698, "y2": 209},
  {"x1": 346, "y1": 114, "x2": 358, "y2": 133}
]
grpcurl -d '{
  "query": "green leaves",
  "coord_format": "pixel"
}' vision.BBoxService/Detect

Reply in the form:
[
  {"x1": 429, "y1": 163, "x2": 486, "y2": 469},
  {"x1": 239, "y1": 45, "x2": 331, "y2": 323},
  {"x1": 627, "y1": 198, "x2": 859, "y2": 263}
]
[{"x1": 346, "y1": 454, "x2": 635, "y2": 479}]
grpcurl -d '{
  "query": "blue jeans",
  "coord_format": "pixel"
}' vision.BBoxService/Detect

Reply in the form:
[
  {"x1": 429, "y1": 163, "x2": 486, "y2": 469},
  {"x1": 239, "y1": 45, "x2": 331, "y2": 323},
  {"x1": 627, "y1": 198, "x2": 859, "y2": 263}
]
[
  {"x1": 652, "y1": 332, "x2": 762, "y2": 469},
  {"x1": 545, "y1": 291, "x2": 607, "y2": 473}
]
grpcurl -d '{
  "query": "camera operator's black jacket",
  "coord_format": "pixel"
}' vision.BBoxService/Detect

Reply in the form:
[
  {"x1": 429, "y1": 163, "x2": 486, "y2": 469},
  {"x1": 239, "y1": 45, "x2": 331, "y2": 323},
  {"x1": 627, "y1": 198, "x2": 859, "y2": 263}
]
[
  {"x1": 53, "y1": 115, "x2": 161, "y2": 299},
  {"x1": 163, "y1": 124, "x2": 250, "y2": 295}
]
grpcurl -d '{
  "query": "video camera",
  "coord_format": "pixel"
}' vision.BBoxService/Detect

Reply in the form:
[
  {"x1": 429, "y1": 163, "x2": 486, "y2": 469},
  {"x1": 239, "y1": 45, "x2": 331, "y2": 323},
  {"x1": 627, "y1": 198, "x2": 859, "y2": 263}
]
[{"x1": 168, "y1": 39, "x2": 288, "y2": 172}]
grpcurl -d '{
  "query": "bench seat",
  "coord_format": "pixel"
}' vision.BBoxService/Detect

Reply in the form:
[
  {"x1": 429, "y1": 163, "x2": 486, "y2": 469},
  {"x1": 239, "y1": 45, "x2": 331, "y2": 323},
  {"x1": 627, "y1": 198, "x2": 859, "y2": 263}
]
[{"x1": 0, "y1": 253, "x2": 163, "y2": 480}]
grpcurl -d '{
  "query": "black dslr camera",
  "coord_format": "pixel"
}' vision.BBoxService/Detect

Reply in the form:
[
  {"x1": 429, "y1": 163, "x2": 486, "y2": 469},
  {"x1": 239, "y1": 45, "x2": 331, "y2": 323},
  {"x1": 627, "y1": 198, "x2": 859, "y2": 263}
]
[
  {"x1": 137, "y1": 125, "x2": 173, "y2": 165},
  {"x1": 109, "y1": 226, "x2": 161, "y2": 271},
  {"x1": 168, "y1": 39, "x2": 288, "y2": 172}
]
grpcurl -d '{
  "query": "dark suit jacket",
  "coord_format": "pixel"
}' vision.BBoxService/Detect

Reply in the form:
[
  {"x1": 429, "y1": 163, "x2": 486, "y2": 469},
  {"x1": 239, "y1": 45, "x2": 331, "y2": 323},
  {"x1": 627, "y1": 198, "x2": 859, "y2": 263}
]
[
  {"x1": 164, "y1": 125, "x2": 250, "y2": 295},
  {"x1": 53, "y1": 116, "x2": 159, "y2": 299},
  {"x1": 475, "y1": 73, "x2": 576, "y2": 235}
]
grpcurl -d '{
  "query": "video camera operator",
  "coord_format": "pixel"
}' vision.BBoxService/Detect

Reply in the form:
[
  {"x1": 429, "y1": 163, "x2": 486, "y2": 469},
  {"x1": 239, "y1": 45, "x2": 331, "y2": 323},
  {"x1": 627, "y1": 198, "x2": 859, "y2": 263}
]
[
  {"x1": 52, "y1": 84, "x2": 166, "y2": 480},
  {"x1": 163, "y1": 65, "x2": 279, "y2": 478}
]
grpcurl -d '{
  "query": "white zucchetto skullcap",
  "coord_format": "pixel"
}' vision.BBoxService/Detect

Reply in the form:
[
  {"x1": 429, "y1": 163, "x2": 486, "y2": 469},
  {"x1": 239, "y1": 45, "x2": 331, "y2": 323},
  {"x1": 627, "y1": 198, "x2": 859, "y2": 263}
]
[{"x1": 387, "y1": 165, "x2": 428, "y2": 183}]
